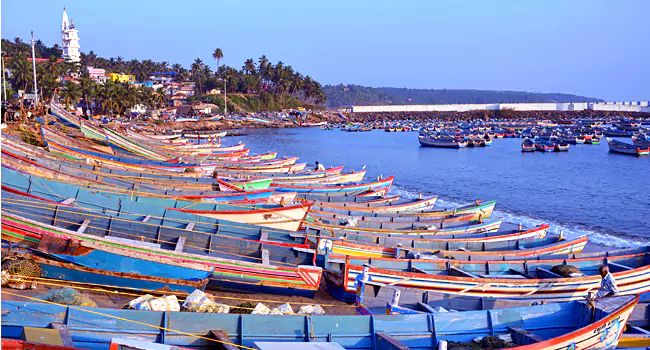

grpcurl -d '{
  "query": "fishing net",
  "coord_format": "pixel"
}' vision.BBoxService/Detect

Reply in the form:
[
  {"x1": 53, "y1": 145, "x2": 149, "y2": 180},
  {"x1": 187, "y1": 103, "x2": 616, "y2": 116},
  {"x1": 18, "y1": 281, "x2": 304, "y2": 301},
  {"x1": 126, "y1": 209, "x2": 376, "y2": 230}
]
[
  {"x1": 1, "y1": 253, "x2": 42, "y2": 290},
  {"x1": 447, "y1": 336, "x2": 516, "y2": 349},
  {"x1": 45, "y1": 288, "x2": 97, "y2": 307},
  {"x1": 551, "y1": 265, "x2": 583, "y2": 277},
  {"x1": 230, "y1": 301, "x2": 256, "y2": 314}
]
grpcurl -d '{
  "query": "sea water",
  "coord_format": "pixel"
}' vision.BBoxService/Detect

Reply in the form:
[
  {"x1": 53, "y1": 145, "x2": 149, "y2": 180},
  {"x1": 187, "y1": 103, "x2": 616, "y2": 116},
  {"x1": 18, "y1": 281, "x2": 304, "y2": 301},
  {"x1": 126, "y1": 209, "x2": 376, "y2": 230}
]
[{"x1": 232, "y1": 128, "x2": 650, "y2": 248}]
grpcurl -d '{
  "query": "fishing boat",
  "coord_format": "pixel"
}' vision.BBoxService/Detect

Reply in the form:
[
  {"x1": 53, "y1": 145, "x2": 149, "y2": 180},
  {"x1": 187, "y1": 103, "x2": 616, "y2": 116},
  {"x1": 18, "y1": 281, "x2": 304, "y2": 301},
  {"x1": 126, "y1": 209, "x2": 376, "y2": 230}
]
[
  {"x1": 521, "y1": 138, "x2": 535, "y2": 152},
  {"x1": 270, "y1": 176, "x2": 394, "y2": 193},
  {"x1": 607, "y1": 137, "x2": 650, "y2": 156},
  {"x1": 169, "y1": 202, "x2": 312, "y2": 232},
  {"x1": 328, "y1": 248, "x2": 650, "y2": 301},
  {"x1": 1, "y1": 294, "x2": 639, "y2": 349},
  {"x1": 533, "y1": 139, "x2": 555, "y2": 152},
  {"x1": 554, "y1": 141, "x2": 570, "y2": 152},
  {"x1": 1, "y1": 207, "x2": 323, "y2": 297},
  {"x1": 418, "y1": 136, "x2": 468, "y2": 148}
]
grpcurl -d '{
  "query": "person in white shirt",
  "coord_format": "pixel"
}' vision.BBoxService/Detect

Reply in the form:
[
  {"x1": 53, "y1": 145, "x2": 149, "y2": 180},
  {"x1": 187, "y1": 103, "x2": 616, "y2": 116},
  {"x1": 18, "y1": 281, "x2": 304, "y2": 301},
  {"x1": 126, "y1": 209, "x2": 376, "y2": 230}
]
[
  {"x1": 315, "y1": 161, "x2": 326, "y2": 172},
  {"x1": 596, "y1": 265, "x2": 619, "y2": 298}
]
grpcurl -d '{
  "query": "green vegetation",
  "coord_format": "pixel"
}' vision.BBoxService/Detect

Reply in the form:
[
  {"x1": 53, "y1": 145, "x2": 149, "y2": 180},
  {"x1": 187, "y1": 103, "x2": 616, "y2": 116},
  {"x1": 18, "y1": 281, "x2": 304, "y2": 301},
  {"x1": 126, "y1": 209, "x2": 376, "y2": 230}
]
[
  {"x1": 1, "y1": 38, "x2": 326, "y2": 115},
  {"x1": 323, "y1": 85, "x2": 604, "y2": 107}
]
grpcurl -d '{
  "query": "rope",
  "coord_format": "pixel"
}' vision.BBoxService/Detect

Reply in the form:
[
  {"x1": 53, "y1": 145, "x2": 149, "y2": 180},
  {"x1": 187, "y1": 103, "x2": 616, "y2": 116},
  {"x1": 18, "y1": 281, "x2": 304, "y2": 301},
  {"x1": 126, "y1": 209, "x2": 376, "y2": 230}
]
[
  {"x1": 4, "y1": 274, "x2": 353, "y2": 308},
  {"x1": 1, "y1": 290, "x2": 256, "y2": 350}
]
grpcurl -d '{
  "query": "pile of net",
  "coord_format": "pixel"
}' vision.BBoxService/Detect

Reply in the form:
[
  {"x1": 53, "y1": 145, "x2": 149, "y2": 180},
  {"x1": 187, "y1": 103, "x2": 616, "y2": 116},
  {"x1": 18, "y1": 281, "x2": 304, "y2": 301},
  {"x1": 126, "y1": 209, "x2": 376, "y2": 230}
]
[
  {"x1": 1, "y1": 253, "x2": 42, "y2": 290},
  {"x1": 45, "y1": 288, "x2": 97, "y2": 307},
  {"x1": 447, "y1": 335, "x2": 516, "y2": 350},
  {"x1": 230, "y1": 302, "x2": 256, "y2": 314},
  {"x1": 551, "y1": 265, "x2": 584, "y2": 277}
]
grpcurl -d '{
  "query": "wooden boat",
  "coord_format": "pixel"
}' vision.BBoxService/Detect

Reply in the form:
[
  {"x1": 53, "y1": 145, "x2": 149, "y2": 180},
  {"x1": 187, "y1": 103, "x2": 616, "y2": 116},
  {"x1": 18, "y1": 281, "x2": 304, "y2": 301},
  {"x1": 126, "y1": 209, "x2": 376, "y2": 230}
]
[
  {"x1": 1, "y1": 295, "x2": 639, "y2": 349},
  {"x1": 607, "y1": 137, "x2": 650, "y2": 156},
  {"x1": 533, "y1": 139, "x2": 555, "y2": 152},
  {"x1": 170, "y1": 202, "x2": 312, "y2": 232},
  {"x1": 312, "y1": 213, "x2": 502, "y2": 232},
  {"x1": 270, "y1": 176, "x2": 394, "y2": 193},
  {"x1": 355, "y1": 281, "x2": 639, "y2": 350},
  {"x1": 1, "y1": 339, "x2": 78, "y2": 350},
  {"x1": 312, "y1": 200, "x2": 496, "y2": 221},
  {"x1": 313, "y1": 196, "x2": 437, "y2": 213},
  {"x1": 330, "y1": 249, "x2": 650, "y2": 301},
  {"x1": 215, "y1": 162, "x2": 307, "y2": 173},
  {"x1": 216, "y1": 177, "x2": 272, "y2": 191},
  {"x1": 322, "y1": 235, "x2": 589, "y2": 261},
  {"x1": 2, "y1": 164, "x2": 275, "y2": 203},
  {"x1": 26, "y1": 252, "x2": 210, "y2": 294},
  {"x1": 49, "y1": 102, "x2": 81, "y2": 128},
  {"x1": 554, "y1": 141, "x2": 570, "y2": 152},
  {"x1": 521, "y1": 138, "x2": 535, "y2": 152},
  {"x1": 1, "y1": 208, "x2": 322, "y2": 297},
  {"x1": 418, "y1": 136, "x2": 468, "y2": 148}
]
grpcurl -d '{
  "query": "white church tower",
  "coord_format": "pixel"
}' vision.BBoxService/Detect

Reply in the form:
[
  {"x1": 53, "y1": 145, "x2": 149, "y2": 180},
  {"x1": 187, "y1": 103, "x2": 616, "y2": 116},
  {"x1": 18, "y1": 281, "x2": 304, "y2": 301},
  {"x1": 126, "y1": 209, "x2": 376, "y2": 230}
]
[{"x1": 61, "y1": 8, "x2": 81, "y2": 63}]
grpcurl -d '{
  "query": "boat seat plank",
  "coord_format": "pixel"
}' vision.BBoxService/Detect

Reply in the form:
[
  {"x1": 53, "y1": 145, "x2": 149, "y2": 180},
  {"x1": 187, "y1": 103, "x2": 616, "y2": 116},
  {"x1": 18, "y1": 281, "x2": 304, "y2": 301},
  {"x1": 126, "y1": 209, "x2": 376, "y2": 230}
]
[
  {"x1": 449, "y1": 266, "x2": 481, "y2": 279},
  {"x1": 261, "y1": 249, "x2": 270, "y2": 265},
  {"x1": 50, "y1": 322, "x2": 74, "y2": 348},
  {"x1": 142, "y1": 215, "x2": 151, "y2": 223},
  {"x1": 509, "y1": 268, "x2": 535, "y2": 279},
  {"x1": 174, "y1": 237, "x2": 186, "y2": 252},
  {"x1": 417, "y1": 302, "x2": 437, "y2": 314},
  {"x1": 185, "y1": 222, "x2": 195, "y2": 231},
  {"x1": 208, "y1": 330, "x2": 239, "y2": 350},
  {"x1": 376, "y1": 332, "x2": 409, "y2": 350},
  {"x1": 412, "y1": 267, "x2": 433, "y2": 274},
  {"x1": 509, "y1": 327, "x2": 545, "y2": 344},
  {"x1": 479, "y1": 274, "x2": 526, "y2": 279},
  {"x1": 609, "y1": 261, "x2": 633, "y2": 271},
  {"x1": 536, "y1": 267, "x2": 564, "y2": 278},
  {"x1": 76, "y1": 219, "x2": 90, "y2": 234},
  {"x1": 260, "y1": 229, "x2": 269, "y2": 242},
  {"x1": 60, "y1": 198, "x2": 75, "y2": 205}
]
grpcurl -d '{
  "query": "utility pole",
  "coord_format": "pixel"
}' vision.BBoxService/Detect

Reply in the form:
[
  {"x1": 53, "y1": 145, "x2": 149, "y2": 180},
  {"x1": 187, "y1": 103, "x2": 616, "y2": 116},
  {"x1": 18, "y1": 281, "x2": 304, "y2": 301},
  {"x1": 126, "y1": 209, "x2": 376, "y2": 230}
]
[
  {"x1": 30, "y1": 31, "x2": 39, "y2": 105},
  {"x1": 224, "y1": 78, "x2": 227, "y2": 115},
  {"x1": 1, "y1": 53, "x2": 6, "y2": 102}
]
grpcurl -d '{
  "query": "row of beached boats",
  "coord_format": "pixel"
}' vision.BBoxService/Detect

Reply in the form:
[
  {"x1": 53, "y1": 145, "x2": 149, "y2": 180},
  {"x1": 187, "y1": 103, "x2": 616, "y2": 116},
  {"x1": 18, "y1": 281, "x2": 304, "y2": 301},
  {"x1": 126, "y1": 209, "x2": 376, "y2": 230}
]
[{"x1": 1, "y1": 108, "x2": 649, "y2": 349}]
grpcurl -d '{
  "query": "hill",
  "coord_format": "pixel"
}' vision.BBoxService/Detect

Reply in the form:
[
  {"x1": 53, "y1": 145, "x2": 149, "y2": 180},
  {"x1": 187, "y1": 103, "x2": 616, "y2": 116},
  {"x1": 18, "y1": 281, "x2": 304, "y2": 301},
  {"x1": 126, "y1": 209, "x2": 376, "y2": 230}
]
[{"x1": 323, "y1": 85, "x2": 603, "y2": 107}]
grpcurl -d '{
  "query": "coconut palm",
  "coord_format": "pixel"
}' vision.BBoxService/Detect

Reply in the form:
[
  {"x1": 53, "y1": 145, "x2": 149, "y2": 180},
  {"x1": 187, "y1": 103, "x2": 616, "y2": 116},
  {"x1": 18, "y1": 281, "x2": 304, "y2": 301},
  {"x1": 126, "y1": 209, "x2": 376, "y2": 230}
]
[
  {"x1": 212, "y1": 48, "x2": 223, "y2": 74},
  {"x1": 60, "y1": 80, "x2": 81, "y2": 109}
]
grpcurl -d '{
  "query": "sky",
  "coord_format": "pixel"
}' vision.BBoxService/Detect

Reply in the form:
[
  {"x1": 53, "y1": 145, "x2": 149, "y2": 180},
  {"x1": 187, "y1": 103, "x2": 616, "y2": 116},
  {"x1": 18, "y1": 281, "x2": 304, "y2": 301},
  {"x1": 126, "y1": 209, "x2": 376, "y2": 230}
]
[{"x1": 2, "y1": 0, "x2": 649, "y2": 101}]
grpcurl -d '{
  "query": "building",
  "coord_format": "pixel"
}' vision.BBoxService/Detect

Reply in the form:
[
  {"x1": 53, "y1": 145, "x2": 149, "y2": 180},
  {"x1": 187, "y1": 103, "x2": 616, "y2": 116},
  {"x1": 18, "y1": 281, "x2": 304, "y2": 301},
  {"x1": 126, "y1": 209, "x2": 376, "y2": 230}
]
[
  {"x1": 61, "y1": 8, "x2": 81, "y2": 63},
  {"x1": 86, "y1": 66, "x2": 108, "y2": 83},
  {"x1": 108, "y1": 73, "x2": 136, "y2": 83}
]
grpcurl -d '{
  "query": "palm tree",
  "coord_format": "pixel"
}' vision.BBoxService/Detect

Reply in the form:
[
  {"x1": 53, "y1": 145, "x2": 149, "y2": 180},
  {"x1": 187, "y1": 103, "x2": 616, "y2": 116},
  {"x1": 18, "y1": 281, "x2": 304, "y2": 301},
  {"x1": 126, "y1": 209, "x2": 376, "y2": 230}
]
[
  {"x1": 190, "y1": 58, "x2": 205, "y2": 93},
  {"x1": 243, "y1": 58, "x2": 256, "y2": 75},
  {"x1": 212, "y1": 48, "x2": 223, "y2": 74},
  {"x1": 60, "y1": 80, "x2": 81, "y2": 109}
]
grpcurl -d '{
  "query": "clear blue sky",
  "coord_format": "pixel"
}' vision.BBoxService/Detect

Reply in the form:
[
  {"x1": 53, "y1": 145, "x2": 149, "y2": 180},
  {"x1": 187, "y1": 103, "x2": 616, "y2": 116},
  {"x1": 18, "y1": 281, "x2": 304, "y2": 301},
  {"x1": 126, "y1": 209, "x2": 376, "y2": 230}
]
[{"x1": 2, "y1": 0, "x2": 648, "y2": 100}]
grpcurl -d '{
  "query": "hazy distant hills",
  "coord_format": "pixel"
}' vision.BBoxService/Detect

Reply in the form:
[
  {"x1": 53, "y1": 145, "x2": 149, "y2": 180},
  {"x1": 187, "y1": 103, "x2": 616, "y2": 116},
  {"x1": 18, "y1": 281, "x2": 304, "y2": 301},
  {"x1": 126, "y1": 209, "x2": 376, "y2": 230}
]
[{"x1": 323, "y1": 84, "x2": 604, "y2": 107}]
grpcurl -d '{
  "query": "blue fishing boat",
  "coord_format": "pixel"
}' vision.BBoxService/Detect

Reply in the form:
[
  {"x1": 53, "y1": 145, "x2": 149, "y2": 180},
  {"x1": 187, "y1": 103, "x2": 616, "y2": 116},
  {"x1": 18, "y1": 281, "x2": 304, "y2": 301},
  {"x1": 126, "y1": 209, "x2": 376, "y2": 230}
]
[{"x1": 1, "y1": 295, "x2": 639, "y2": 349}]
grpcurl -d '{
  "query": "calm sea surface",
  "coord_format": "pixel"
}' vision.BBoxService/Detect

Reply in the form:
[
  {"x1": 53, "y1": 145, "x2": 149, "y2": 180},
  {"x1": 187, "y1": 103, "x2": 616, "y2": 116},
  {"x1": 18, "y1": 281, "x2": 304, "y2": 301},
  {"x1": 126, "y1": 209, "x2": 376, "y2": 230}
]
[{"x1": 231, "y1": 128, "x2": 650, "y2": 248}]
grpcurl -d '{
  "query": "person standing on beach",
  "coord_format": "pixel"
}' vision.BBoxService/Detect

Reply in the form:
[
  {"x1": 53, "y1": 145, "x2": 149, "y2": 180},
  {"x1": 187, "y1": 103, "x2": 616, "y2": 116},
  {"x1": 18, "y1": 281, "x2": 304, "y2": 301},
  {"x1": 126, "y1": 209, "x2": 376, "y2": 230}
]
[{"x1": 596, "y1": 265, "x2": 619, "y2": 298}]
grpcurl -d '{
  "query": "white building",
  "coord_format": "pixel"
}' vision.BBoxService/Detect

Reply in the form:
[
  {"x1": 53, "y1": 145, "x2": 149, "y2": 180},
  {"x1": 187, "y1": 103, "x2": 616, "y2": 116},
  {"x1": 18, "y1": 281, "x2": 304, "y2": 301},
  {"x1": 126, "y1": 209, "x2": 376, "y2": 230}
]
[{"x1": 61, "y1": 8, "x2": 81, "y2": 63}]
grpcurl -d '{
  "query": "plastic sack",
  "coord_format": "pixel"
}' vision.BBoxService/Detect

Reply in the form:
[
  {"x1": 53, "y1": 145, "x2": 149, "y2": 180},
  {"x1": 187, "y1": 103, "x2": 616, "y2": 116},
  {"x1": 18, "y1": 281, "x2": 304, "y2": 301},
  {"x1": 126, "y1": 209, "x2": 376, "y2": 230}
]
[
  {"x1": 276, "y1": 303, "x2": 294, "y2": 315},
  {"x1": 128, "y1": 294, "x2": 180, "y2": 311},
  {"x1": 297, "y1": 304, "x2": 325, "y2": 315},
  {"x1": 182, "y1": 289, "x2": 230, "y2": 313},
  {"x1": 251, "y1": 303, "x2": 270, "y2": 315},
  {"x1": 45, "y1": 288, "x2": 96, "y2": 307}
]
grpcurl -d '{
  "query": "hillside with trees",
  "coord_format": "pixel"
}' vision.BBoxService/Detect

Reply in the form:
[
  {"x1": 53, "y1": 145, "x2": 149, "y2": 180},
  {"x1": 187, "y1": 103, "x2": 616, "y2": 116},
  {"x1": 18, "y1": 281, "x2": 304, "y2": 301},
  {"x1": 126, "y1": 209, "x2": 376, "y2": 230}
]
[
  {"x1": 1, "y1": 38, "x2": 326, "y2": 115},
  {"x1": 323, "y1": 85, "x2": 603, "y2": 107}
]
